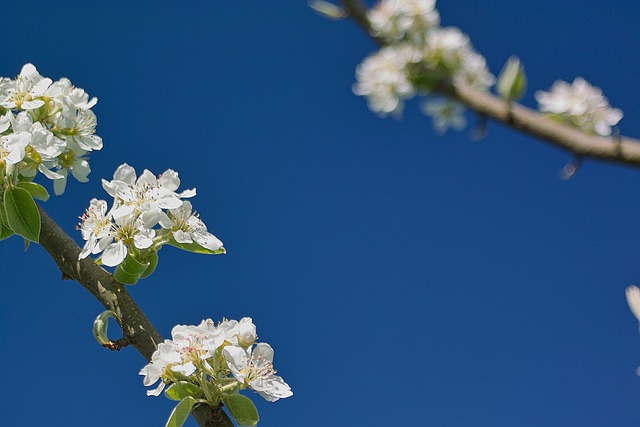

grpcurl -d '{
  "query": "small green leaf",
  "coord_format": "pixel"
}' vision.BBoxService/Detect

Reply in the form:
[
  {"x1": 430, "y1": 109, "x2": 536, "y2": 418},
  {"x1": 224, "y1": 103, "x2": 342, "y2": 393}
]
[
  {"x1": 223, "y1": 394, "x2": 260, "y2": 426},
  {"x1": 0, "y1": 224, "x2": 14, "y2": 241},
  {"x1": 114, "y1": 253, "x2": 149, "y2": 285},
  {"x1": 497, "y1": 56, "x2": 527, "y2": 102},
  {"x1": 164, "y1": 382, "x2": 203, "y2": 401},
  {"x1": 167, "y1": 237, "x2": 226, "y2": 255},
  {"x1": 4, "y1": 187, "x2": 41, "y2": 242},
  {"x1": 165, "y1": 397, "x2": 195, "y2": 427},
  {"x1": 93, "y1": 310, "x2": 118, "y2": 346},
  {"x1": 16, "y1": 181, "x2": 50, "y2": 202},
  {"x1": 140, "y1": 249, "x2": 159, "y2": 278}
]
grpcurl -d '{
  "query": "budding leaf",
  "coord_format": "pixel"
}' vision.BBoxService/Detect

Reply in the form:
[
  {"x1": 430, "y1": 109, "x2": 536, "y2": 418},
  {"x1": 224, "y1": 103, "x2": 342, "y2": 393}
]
[
  {"x1": 4, "y1": 187, "x2": 41, "y2": 242},
  {"x1": 165, "y1": 396, "x2": 195, "y2": 427},
  {"x1": 164, "y1": 382, "x2": 203, "y2": 401},
  {"x1": 497, "y1": 56, "x2": 527, "y2": 102},
  {"x1": 16, "y1": 181, "x2": 50, "y2": 202},
  {"x1": 140, "y1": 249, "x2": 159, "y2": 279},
  {"x1": 222, "y1": 394, "x2": 260, "y2": 427},
  {"x1": 114, "y1": 253, "x2": 150, "y2": 285},
  {"x1": 93, "y1": 310, "x2": 118, "y2": 346}
]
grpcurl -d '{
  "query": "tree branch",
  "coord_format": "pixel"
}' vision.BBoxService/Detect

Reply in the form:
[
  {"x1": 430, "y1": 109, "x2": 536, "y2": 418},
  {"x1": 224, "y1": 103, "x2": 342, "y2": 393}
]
[
  {"x1": 37, "y1": 205, "x2": 231, "y2": 426},
  {"x1": 339, "y1": 0, "x2": 640, "y2": 168}
]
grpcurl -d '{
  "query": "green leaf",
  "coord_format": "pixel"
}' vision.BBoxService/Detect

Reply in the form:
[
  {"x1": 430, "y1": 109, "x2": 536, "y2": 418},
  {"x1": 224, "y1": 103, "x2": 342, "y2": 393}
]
[
  {"x1": 165, "y1": 397, "x2": 195, "y2": 427},
  {"x1": 222, "y1": 394, "x2": 260, "y2": 426},
  {"x1": 167, "y1": 237, "x2": 226, "y2": 255},
  {"x1": 0, "y1": 224, "x2": 14, "y2": 241},
  {"x1": 114, "y1": 253, "x2": 150, "y2": 285},
  {"x1": 4, "y1": 187, "x2": 41, "y2": 242},
  {"x1": 164, "y1": 382, "x2": 203, "y2": 401},
  {"x1": 16, "y1": 181, "x2": 50, "y2": 202},
  {"x1": 497, "y1": 56, "x2": 527, "y2": 102},
  {"x1": 140, "y1": 249, "x2": 159, "y2": 278},
  {"x1": 0, "y1": 199, "x2": 8, "y2": 227}
]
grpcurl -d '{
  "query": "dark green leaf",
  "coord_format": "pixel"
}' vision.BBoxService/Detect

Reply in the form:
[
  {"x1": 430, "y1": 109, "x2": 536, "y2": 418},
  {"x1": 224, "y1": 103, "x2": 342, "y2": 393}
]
[
  {"x1": 4, "y1": 187, "x2": 41, "y2": 242},
  {"x1": 16, "y1": 181, "x2": 50, "y2": 202},
  {"x1": 164, "y1": 382, "x2": 203, "y2": 401},
  {"x1": 223, "y1": 394, "x2": 259, "y2": 426},
  {"x1": 0, "y1": 224, "x2": 14, "y2": 241},
  {"x1": 165, "y1": 397, "x2": 195, "y2": 427}
]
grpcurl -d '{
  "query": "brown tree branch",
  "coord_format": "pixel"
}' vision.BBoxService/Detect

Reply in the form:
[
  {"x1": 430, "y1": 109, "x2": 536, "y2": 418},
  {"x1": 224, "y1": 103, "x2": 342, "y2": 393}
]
[
  {"x1": 339, "y1": 0, "x2": 640, "y2": 168},
  {"x1": 37, "y1": 205, "x2": 231, "y2": 426}
]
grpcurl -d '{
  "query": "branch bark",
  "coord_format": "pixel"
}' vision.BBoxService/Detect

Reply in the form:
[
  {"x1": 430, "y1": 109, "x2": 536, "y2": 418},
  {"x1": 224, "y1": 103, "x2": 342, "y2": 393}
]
[
  {"x1": 339, "y1": 0, "x2": 640, "y2": 168},
  {"x1": 37, "y1": 205, "x2": 231, "y2": 426}
]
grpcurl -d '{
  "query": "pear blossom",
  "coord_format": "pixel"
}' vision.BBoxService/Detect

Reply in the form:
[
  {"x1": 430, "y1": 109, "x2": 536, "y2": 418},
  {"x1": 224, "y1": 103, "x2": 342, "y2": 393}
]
[
  {"x1": 626, "y1": 286, "x2": 640, "y2": 323},
  {"x1": 535, "y1": 77, "x2": 623, "y2": 136},
  {"x1": 217, "y1": 317, "x2": 257, "y2": 347},
  {"x1": 0, "y1": 63, "x2": 52, "y2": 110},
  {"x1": 367, "y1": 0, "x2": 440, "y2": 44},
  {"x1": 421, "y1": 97, "x2": 467, "y2": 134},
  {"x1": 0, "y1": 63, "x2": 102, "y2": 193},
  {"x1": 102, "y1": 164, "x2": 195, "y2": 228},
  {"x1": 223, "y1": 343, "x2": 293, "y2": 402},
  {"x1": 78, "y1": 164, "x2": 224, "y2": 278},
  {"x1": 353, "y1": 44, "x2": 421, "y2": 116},
  {"x1": 168, "y1": 201, "x2": 224, "y2": 252}
]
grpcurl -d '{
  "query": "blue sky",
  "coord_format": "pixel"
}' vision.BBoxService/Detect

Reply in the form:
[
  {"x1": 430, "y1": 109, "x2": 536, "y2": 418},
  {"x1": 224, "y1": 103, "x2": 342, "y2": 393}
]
[{"x1": 1, "y1": 1, "x2": 640, "y2": 426}]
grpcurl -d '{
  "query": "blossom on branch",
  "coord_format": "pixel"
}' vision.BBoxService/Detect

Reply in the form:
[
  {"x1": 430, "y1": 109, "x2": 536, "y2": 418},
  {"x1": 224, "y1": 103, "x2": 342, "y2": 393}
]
[
  {"x1": 78, "y1": 164, "x2": 225, "y2": 284},
  {"x1": 0, "y1": 63, "x2": 102, "y2": 194},
  {"x1": 535, "y1": 77, "x2": 623, "y2": 137},
  {"x1": 140, "y1": 317, "x2": 291, "y2": 426},
  {"x1": 353, "y1": 0, "x2": 494, "y2": 131}
]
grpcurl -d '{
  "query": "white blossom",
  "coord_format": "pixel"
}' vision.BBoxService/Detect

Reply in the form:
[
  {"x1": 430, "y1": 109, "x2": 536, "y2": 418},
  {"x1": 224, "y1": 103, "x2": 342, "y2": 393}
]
[
  {"x1": 421, "y1": 97, "x2": 467, "y2": 134},
  {"x1": 168, "y1": 201, "x2": 224, "y2": 252},
  {"x1": 0, "y1": 63, "x2": 52, "y2": 110},
  {"x1": 368, "y1": 0, "x2": 440, "y2": 44},
  {"x1": 535, "y1": 77, "x2": 623, "y2": 136},
  {"x1": 353, "y1": 44, "x2": 421, "y2": 116},
  {"x1": 0, "y1": 63, "x2": 102, "y2": 193},
  {"x1": 223, "y1": 343, "x2": 293, "y2": 402}
]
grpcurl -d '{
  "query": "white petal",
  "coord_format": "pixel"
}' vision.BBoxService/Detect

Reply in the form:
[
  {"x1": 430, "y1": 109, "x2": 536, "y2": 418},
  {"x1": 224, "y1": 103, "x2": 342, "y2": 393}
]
[
  {"x1": 626, "y1": 286, "x2": 640, "y2": 322},
  {"x1": 101, "y1": 241, "x2": 127, "y2": 267}
]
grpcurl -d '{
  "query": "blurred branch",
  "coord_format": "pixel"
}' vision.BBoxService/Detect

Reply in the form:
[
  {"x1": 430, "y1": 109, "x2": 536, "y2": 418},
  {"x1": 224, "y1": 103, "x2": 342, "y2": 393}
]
[
  {"x1": 37, "y1": 206, "x2": 231, "y2": 427},
  {"x1": 338, "y1": 0, "x2": 640, "y2": 168}
]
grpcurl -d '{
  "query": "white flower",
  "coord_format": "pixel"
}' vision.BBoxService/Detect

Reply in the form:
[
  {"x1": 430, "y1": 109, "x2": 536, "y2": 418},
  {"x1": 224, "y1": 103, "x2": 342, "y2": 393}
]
[
  {"x1": 353, "y1": 44, "x2": 421, "y2": 116},
  {"x1": 0, "y1": 63, "x2": 52, "y2": 110},
  {"x1": 140, "y1": 321, "x2": 225, "y2": 397},
  {"x1": 626, "y1": 286, "x2": 640, "y2": 323},
  {"x1": 535, "y1": 77, "x2": 623, "y2": 136},
  {"x1": 422, "y1": 27, "x2": 495, "y2": 90},
  {"x1": 102, "y1": 164, "x2": 195, "y2": 228},
  {"x1": 217, "y1": 317, "x2": 257, "y2": 347},
  {"x1": 368, "y1": 0, "x2": 440, "y2": 44},
  {"x1": 168, "y1": 201, "x2": 224, "y2": 252},
  {"x1": 78, "y1": 198, "x2": 114, "y2": 260},
  {"x1": 49, "y1": 143, "x2": 91, "y2": 195},
  {"x1": 57, "y1": 99, "x2": 102, "y2": 151},
  {"x1": 421, "y1": 97, "x2": 467, "y2": 134},
  {"x1": 223, "y1": 343, "x2": 293, "y2": 402}
]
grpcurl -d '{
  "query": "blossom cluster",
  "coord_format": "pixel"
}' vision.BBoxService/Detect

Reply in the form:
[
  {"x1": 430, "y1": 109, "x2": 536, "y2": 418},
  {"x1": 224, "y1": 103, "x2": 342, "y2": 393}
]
[
  {"x1": 78, "y1": 163, "x2": 224, "y2": 281},
  {"x1": 535, "y1": 77, "x2": 623, "y2": 136},
  {"x1": 0, "y1": 64, "x2": 101, "y2": 195},
  {"x1": 140, "y1": 317, "x2": 291, "y2": 423},
  {"x1": 353, "y1": 0, "x2": 494, "y2": 132}
]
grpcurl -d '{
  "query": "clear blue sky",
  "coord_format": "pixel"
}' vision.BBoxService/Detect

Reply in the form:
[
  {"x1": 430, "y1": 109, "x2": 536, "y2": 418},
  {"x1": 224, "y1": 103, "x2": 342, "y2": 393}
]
[{"x1": 1, "y1": 1, "x2": 640, "y2": 426}]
